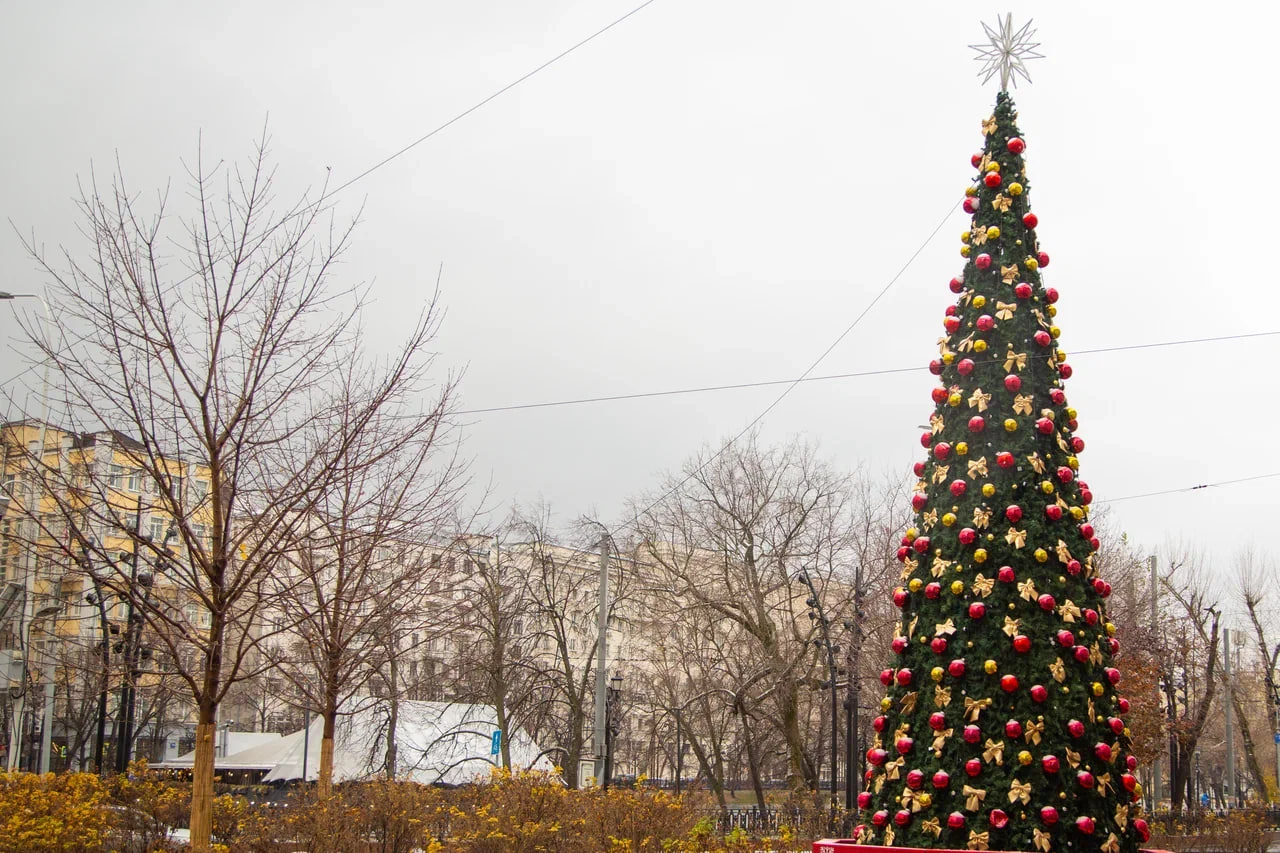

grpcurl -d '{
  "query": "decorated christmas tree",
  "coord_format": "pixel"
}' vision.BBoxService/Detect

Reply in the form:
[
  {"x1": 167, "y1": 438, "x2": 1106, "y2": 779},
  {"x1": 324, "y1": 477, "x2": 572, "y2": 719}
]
[{"x1": 848, "y1": 18, "x2": 1149, "y2": 853}]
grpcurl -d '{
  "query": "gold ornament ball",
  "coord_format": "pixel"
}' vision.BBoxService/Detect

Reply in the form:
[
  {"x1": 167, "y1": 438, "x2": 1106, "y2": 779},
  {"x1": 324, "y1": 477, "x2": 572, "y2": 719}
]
[
  {"x1": 1092, "y1": 682, "x2": 1105, "y2": 697},
  {"x1": 965, "y1": 186, "x2": 978, "y2": 197},
  {"x1": 1057, "y1": 351, "x2": 1068, "y2": 363},
  {"x1": 943, "y1": 352, "x2": 956, "y2": 365},
  {"x1": 986, "y1": 226, "x2": 1001, "y2": 240},
  {"x1": 986, "y1": 533, "x2": 995, "y2": 541},
  {"x1": 956, "y1": 441, "x2": 969, "y2": 455},
  {"x1": 920, "y1": 635, "x2": 929, "y2": 644},
  {"x1": 1067, "y1": 456, "x2": 1080, "y2": 469},
  {"x1": 1024, "y1": 256, "x2": 1039, "y2": 270},
  {"x1": 974, "y1": 548, "x2": 988, "y2": 563},
  {"x1": 1105, "y1": 623, "x2": 1117, "y2": 637},
  {"x1": 1069, "y1": 506, "x2": 1084, "y2": 520},
  {"x1": 1034, "y1": 548, "x2": 1049, "y2": 563},
  {"x1": 951, "y1": 580, "x2": 965, "y2": 595},
  {"x1": 960, "y1": 245, "x2": 971, "y2": 258},
  {"x1": 1040, "y1": 481, "x2": 1055, "y2": 494},
  {"x1": 1004, "y1": 418, "x2": 1018, "y2": 432},
  {"x1": 984, "y1": 660, "x2": 998, "y2": 674},
  {"x1": 1018, "y1": 750, "x2": 1033, "y2": 766},
  {"x1": 974, "y1": 340, "x2": 988, "y2": 353},
  {"x1": 1047, "y1": 304, "x2": 1057, "y2": 317},
  {"x1": 909, "y1": 578, "x2": 924, "y2": 592},
  {"x1": 1134, "y1": 782, "x2": 1143, "y2": 797},
  {"x1": 982, "y1": 483, "x2": 996, "y2": 497},
  {"x1": 1066, "y1": 407, "x2": 1078, "y2": 419},
  {"x1": 918, "y1": 793, "x2": 933, "y2": 808},
  {"x1": 1008, "y1": 181, "x2": 1023, "y2": 195},
  {"x1": 942, "y1": 512, "x2": 957, "y2": 527},
  {"x1": 932, "y1": 666, "x2": 945, "y2": 682},
  {"x1": 1123, "y1": 727, "x2": 1131, "y2": 738},
  {"x1": 881, "y1": 698, "x2": 892, "y2": 711},
  {"x1": 906, "y1": 527, "x2": 919, "y2": 541},
  {"x1": 1050, "y1": 325, "x2": 1061, "y2": 338},
  {"x1": 948, "y1": 392, "x2": 963, "y2": 406},
  {"x1": 973, "y1": 295, "x2": 987, "y2": 308},
  {"x1": 962, "y1": 230, "x2": 972, "y2": 243}
]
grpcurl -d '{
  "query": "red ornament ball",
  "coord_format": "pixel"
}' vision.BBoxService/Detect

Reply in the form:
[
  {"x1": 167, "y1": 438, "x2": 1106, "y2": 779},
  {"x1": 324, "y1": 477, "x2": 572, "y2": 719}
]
[
  {"x1": 1073, "y1": 645, "x2": 1090, "y2": 663},
  {"x1": 1015, "y1": 282, "x2": 1033, "y2": 299},
  {"x1": 912, "y1": 461, "x2": 925, "y2": 477},
  {"x1": 1067, "y1": 559, "x2": 1082, "y2": 575},
  {"x1": 1072, "y1": 436, "x2": 1086, "y2": 452},
  {"x1": 1033, "y1": 329, "x2": 1052, "y2": 348},
  {"x1": 872, "y1": 715, "x2": 886, "y2": 732},
  {"x1": 957, "y1": 358, "x2": 976, "y2": 376},
  {"x1": 1067, "y1": 719, "x2": 1085, "y2": 738},
  {"x1": 963, "y1": 197, "x2": 979, "y2": 214},
  {"x1": 1080, "y1": 522, "x2": 1095, "y2": 539},
  {"x1": 976, "y1": 314, "x2": 995, "y2": 331},
  {"x1": 996, "y1": 451, "x2": 1015, "y2": 469},
  {"x1": 1060, "y1": 363, "x2": 1073, "y2": 379},
  {"x1": 1106, "y1": 667, "x2": 1122, "y2": 685},
  {"x1": 997, "y1": 565, "x2": 1015, "y2": 583},
  {"x1": 911, "y1": 493, "x2": 927, "y2": 511},
  {"x1": 906, "y1": 769, "x2": 925, "y2": 790},
  {"x1": 965, "y1": 758, "x2": 983, "y2": 777},
  {"x1": 1045, "y1": 505, "x2": 1063, "y2": 521},
  {"x1": 931, "y1": 386, "x2": 948, "y2": 404},
  {"x1": 1042, "y1": 754, "x2": 1060, "y2": 774},
  {"x1": 984, "y1": 172, "x2": 1002, "y2": 188},
  {"x1": 971, "y1": 153, "x2": 983, "y2": 167},
  {"x1": 1057, "y1": 630, "x2": 1075, "y2": 647},
  {"x1": 1040, "y1": 806, "x2": 1059, "y2": 825},
  {"x1": 868, "y1": 748, "x2": 888, "y2": 766},
  {"x1": 949, "y1": 659, "x2": 967, "y2": 677},
  {"x1": 1077, "y1": 770, "x2": 1095, "y2": 789},
  {"x1": 1076, "y1": 816, "x2": 1095, "y2": 835},
  {"x1": 893, "y1": 588, "x2": 908, "y2": 608},
  {"x1": 949, "y1": 811, "x2": 967, "y2": 829},
  {"x1": 968, "y1": 415, "x2": 986, "y2": 433},
  {"x1": 894, "y1": 809, "x2": 911, "y2": 827},
  {"x1": 1022, "y1": 211, "x2": 1038, "y2": 228},
  {"x1": 1013, "y1": 635, "x2": 1032, "y2": 653},
  {"x1": 857, "y1": 791, "x2": 872, "y2": 809},
  {"x1": 934, "y1": 441, "x2": 951, "y2": 460},
  {"x1": 974, "y1": 253, "x2": 992, "y2": 270},
  {"x1": 891, "y1": 636, "x2": 908, "y2": 654},
  {"x1": 925, "y1": 582, "x2": 942, "y2": 599},
  {"x1": 896, "y1": 736, "x2": 914, "y2": 755},
  {"x1": 1035, "y1": 417, "x2": 1054, "y2": 435},
  {"x1": 964, "y1": 725, "x2": 982, "y2": 744},
  {"x1": 1110, "y1": 717, "x2": 1125, "y2": 735},
  {"x1": 1094, "y1": 742, "x2": 1113, "y2": 762},
  {"x1": 1126, "y1": 754, "x2": 1138, "y2": 771},
  {"x1": 950, "y1": 276, "x2": 965, "y2": 293},
  {"x1": 1007, "y1": 137, "x2": 1026, "y2": 154},
  {"x1": 1038, "y1": 593, "x2": 1057, "y2": 612},
  {"x1": 1038, "y1": 251, "x2": 1050, "y2": 267},
  {"x1": 944, "y1": 315, "x2": 961, "y2": 334},
  {"x1": 1045, "y1": 286, "x2": 1059, "y2": 304},
  {"x1": 929, "y1": 359, "x2": 943, "y2": 375},
  {"x1": 989, "y1": 809, "x2": 1009, "y2": 829},
  {"x1": 931, "y1": 637, "x2": 948, "y2": 654},
  {"x1": 929, "y1": 712, "x2": 947, "y2": 731},
  {"x1": 958, "y1": 527, "x2": 977, "y2": 545},
  {"x1": 1001, "y1": 674, "x2": 1020, "y2": 692},
  {"x1": 933, "y1": 770, "x2": 951, "y2": 789},
  {"x1": 895, "y1": 669, "x2": 913, "y2": 687},
  {"x1": 872, "y1": 809, "x2": 889, "y2": 826},
  {"x1": 1049, "y1": 387, "x2": 1066, "y2": 404},
  {"x1": 1135, "y1": 819, "x2": 1151, "y2": 842},
  {"x1": 912, "y1": 536, "x2": 930, "y2": 554},
  {"x1": 1030, "y1": 684, "x2": 1048, "y2": 703},
  {"x1": 1005, "y1": 504, "x2": 1023, "y2": 523},
  {"x1": 950, "y1": 479, "x2": 968, "y2": 497},
  {"x1": 1119, "y1": 697, "x2": 1131, "y2": 714},
  {"x1": 968, "y1": 602, "x2": 986, "y2": 620},
  {"x1": 1005, "y1": 720, "x2": 1023, "y2": 739},
  {"x1": 1084, "y1": 607, "x2": 1099, "y2": 625},
  {"x1": 1003, "y1": 374, "x2": 1021, "y2": 392}
]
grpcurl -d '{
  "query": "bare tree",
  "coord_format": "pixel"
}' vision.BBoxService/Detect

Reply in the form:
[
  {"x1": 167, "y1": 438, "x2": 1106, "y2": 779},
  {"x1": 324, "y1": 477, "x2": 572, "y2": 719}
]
[
  {"x1": 7, "y1": 134, "x2": 441, "y2": 850},
  {"x1": 264, "y1": 303, "x2": 466, "y2": 797},
  {"x1": 629, "y1": 431, "x2": 854, "y2": 792}
]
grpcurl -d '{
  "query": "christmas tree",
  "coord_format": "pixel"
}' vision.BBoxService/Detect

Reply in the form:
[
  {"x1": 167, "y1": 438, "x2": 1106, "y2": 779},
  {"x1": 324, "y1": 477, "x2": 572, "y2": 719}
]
[{"x1": 851, "y1": 34, "x2": 1149, "y2": 853}]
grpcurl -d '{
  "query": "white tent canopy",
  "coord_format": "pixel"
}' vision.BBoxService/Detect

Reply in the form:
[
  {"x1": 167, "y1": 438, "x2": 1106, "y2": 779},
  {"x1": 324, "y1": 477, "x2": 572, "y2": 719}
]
[{"x1": 204, "y1": 699, "x2": 557, "y2": 785}]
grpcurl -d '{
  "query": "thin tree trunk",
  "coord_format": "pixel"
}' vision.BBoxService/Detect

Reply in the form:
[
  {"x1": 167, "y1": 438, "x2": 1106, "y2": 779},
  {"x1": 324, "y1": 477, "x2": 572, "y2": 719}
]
[
  {"x1": 385, "y1": 653, "x2": 398, "y2": 780},
  {"x1": 741, "y1": 709, "x2": 767, "y2": 811},
  {"x1": 1231, "y1": 692, "x2": 1268, "y2": 798},
  {"x1": 318, "y1": 706, "x2": 337, "y2": 798},
  {"x1": 189, "y1": 710, "x2": 217, "y2": 853}
]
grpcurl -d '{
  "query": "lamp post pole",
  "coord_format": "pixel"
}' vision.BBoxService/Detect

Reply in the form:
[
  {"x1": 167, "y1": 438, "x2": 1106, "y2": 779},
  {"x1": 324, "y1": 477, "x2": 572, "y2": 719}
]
[
  {"x1": 796, "y1": 566, "x2": 839, "y2": 819},
  {"x1": 604, "y1": 673, "x2": 622, "y2": 792},
  {"x1": 1, "y1": 290, "x2": 54, "y2": 774}
]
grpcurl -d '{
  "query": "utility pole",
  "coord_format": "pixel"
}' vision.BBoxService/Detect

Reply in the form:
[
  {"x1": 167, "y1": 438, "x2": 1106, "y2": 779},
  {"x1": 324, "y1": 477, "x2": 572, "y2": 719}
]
[
  {"x1": 845, "y1": 561, "x2": 864, "y2": 812},
  {"x1": 591, "y1": 537, "x2": 610, "y2": 788},
  {"x1": 1224, "y1": 626, "x2": 1236, "y2": 808},
  {"x1": 1149, "y1": 554, "x2": 1161, "y2": 806}
]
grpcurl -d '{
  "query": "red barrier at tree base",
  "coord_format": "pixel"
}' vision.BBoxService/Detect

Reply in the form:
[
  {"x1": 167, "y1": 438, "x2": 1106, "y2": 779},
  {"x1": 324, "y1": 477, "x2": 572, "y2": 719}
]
[{"x1": 812, "y1": 843, "x2": 1175, "y2": 853}]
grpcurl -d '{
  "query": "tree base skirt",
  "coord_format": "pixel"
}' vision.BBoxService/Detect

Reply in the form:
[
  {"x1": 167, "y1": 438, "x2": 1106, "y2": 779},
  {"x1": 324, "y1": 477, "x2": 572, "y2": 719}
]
[{"x1": 813, "y1": 843, "x2": 1173, "y2": 853}]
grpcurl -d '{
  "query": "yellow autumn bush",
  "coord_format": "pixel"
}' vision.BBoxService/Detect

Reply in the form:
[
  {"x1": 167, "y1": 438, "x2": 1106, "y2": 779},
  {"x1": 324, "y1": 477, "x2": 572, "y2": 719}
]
[{"x1": 0, "y1": 771, "x2": 111, "y2": 853}]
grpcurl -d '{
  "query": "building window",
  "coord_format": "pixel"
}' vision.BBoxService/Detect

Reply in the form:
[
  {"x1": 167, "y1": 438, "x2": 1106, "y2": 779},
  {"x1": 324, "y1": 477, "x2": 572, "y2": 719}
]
[
  {"x1": 149, "y1": 517, "x2": 168, "y2": 544},
  {"x1": 191, "y1": 480, "x2": 208, "y2": 505}
]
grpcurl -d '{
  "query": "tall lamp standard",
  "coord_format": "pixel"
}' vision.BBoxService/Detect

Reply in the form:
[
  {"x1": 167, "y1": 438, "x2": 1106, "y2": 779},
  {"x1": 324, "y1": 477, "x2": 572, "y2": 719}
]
[
  {"x1": 796, "y1": 566, "x2": 840, "y2": 820},
  {"x1": 1, "y1": 290, "x2": 55, "y2": 774},
  {"x1": 603, "y1": 672, "x2": 623, "y2": 791}
]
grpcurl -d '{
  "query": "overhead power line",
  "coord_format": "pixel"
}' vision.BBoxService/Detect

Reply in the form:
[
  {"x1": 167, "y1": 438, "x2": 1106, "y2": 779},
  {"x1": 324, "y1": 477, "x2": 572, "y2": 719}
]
[
  {"x1": 455, "y1": 329, "x2": 1280, "y2": 416},
  {"x1": 1099, "y1": 472, "x2": 1280, "y2": 504}
]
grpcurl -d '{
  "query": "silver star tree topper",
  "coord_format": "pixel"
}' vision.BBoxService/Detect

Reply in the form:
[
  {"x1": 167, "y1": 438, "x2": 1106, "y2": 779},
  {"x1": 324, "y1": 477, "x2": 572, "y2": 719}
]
[{"x1": 969, "y1": 13, "x2": 1044, "y2": 90}]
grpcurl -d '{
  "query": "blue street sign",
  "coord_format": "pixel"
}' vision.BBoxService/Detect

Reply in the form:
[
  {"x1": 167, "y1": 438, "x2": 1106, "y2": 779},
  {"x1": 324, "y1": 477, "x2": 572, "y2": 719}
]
[
  {"x1": 491, "y1": 730, "x2": 502, "y2": 755},
  {"x1": 1274, "y1": 732, "x2": 1280, "y2": 745}
]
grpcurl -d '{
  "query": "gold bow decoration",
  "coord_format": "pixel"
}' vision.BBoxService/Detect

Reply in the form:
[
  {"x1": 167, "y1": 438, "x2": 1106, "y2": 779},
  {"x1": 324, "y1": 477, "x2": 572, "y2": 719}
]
[
  {"x1": 884, "y1": 756, "x2": 904, "y2": 780},
  {"x1": 932, "y1": 727, "x2": 953, "y2": 751},
  {"x1": 933, "y1": 464, "x2": 951, "y2": 484},
  {"x1": 1033, "y1": 308, "x2": 1049, "y2": 328},
  {"x1": 1088, "y1": 697, "x2": 1096, "y2": 723},
  {"x1": 1003, "y1": 616, "x2": 1022, "y2": 637},
  {"x1": 935, "y1": 618, "x2": 957, "y2": 637},
  {"x1": 972, "y1": 506, "x2": 992, "y2": 529},
  {"x1": 1057, "y1": 433, "x2": 1072, "y2": 453},
  {"x1": 971, "y1": 573, "x2": 994, "y2": 597},
  {"x1": 932, "y1": 556, "x2": 953, "y2": 578},
  {"x1": 1101, "y1": 832, "x2": 1121, "y2": 853},
  {"x1": 968, "y1": 830, "x2": 991, "y2": 851},
  {"x1": 970, "y1": 228, "x2": 988, "y2": 247},
  {"x1": 935, "y1": 685, "x2": 952, "y2": 708},
  {"x1": 1033, "y1": 828, "x2": 1052, "y2": 852},
  {"x1": 982, "y1": 116, "x2": 998, "y2": 135},
  {"x1": 1049, "y1": 658, "x2": 1066, "y2": 683},
  {"x1": 1000, "y1": 264, "x2": 1020, "y2": 284},
  {"x1": 1026, "y1": 452, "x2": 1046, "y2": 474},
  {"x1": 1065, "y1": 747, "x2": 1081, "y2": 769},
  {"x1": 901, "y1": 787, "x2": 928, "y2": 812},
  {"x1": 1097, "y1": 773, "x2": 1113, "y2": 794},
  {"x1": 1056, "y1": 539, "x2": 1073, "y2": 563},
  {"x1": 921, "y1": 817, "x2": 942, "y2": 838},
  {"x1": 922, "y1": 508, "x2": 938, "y2": 530},
  {"x1": 1004, "y1": 346, "x2": 1027, "y2": 371},
  {"x1": 983, "y1": 738, "x2": 1005, "y2": 766},
  {"x1": 883, "y1": 826, "x2": 895, "y2": 847},
  {"x1": 1115, "y1": 804, "x2": 1129, "y2": 830},
  {"x1": 1023, "y1": 720, "x2": 1045, "y2": 746},
  {"x1": 963, "y1": 785, "x2": 987, "y2": 811},
  {"x1": 1008, "y1": 778, "x2": 1032, "y2": 805},
  {"x1": 1006, "y1": 527, "x2": 1028, "y2": 549},
  {"x1": 968, "y1": 457, "x2": 989, "y2": 479},
  {"x1": 964, "y1": 697, "x2": 993, "y2": 721},
  {"x1": 958, "y1": 333, "x2": 976, "y2": 353},
  {"x1": 1018, "y1": 577, "x2": 1038, "y2": 600},
  {"x1": 855, "y1": 825, "x2": 871, "y2": 844},
  {"x1": 1091, "y1": 642, "x2": 1104, "y2": 665},
  {"x1": 873, "y1": 774, "x2": 886, "y2": 793},
  {"x1": 938, "y1": 336, "x2": 954, "y2": 356},
  {"x1": 900, "y1": 558, "x2": 918, "y2": 579},
  {"x1": 992, "y1": 192, "x2": 1012, "y2": 212},
  {"x1": 907, "y1": 615, "x2": 919, "y2": 636},
  {"x1": 968, "y1": 388, "x2": 992, "y2": 411},
  {"x1": 995, "y1": 300, "x2": 1016, "y2": 320},
  {"x1": 900, "y1": 692, "x2": 919, "y2": 714},
  {"x1": 931, "y1": 413, "x2": 946, "y2": 435},
  {"x1": 1057, "y1": 600, "x2": 1081, "y2": 623},
  {"x1": 1012, "y1": 394, "x2": 1033, "y2": 415},
  {"x1": 959, "y1": 288, "x2": 975, "y2": 306}
]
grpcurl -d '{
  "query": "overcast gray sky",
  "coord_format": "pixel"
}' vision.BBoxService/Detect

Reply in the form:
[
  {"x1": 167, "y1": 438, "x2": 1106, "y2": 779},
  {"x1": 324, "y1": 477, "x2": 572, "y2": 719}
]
[{"x1": 2, "y1": 1, "x2": 1277, "y2": 590}]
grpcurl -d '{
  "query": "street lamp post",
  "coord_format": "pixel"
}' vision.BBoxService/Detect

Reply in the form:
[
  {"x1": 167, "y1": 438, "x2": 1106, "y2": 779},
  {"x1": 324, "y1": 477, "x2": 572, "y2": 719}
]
[
  {"x1": 796, "y1": 567, "x2": 839, "y2": 819},
  {"x1": 603, "y1": 673, "x2": 623, "y2": 792}
]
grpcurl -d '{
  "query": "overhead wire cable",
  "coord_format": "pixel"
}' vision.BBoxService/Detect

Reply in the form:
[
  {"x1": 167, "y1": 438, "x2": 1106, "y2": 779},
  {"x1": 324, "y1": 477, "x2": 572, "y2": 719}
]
[{"x1": 1099, "y1": 472, "x2": 1280, "y2": 504}]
